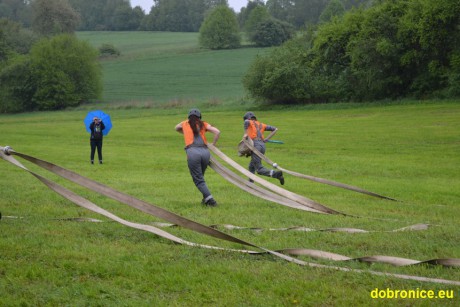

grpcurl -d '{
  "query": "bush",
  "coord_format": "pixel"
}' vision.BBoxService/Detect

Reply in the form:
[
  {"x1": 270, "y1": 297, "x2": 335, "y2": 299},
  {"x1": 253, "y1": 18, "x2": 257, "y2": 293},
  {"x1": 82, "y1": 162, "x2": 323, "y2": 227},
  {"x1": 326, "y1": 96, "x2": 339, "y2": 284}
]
[
  {"x1": 0, "y1": 55, "x2": 35, "y2": 113},
  {"x1": 28, "y1": 34, "x2": 102, "y2": 110},
  {"x1": 251, "y1": 18, "x2": 295, "y2": 47},
  {"x1": 98, "y1": 43, "x2": 121, "y2": 57},
  {"x1": 243, "y1": 37, "x2": 313, "y2": 103}
]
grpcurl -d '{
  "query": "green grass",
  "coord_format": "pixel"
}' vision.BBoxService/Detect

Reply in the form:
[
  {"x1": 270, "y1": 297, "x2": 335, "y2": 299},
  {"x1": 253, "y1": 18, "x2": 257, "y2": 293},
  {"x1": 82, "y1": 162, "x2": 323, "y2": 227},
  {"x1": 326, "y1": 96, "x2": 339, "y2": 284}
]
[
  {"x1": 1, "y1": 101, "x2": 459, "y2": 306},
  {"x1": 1, "y1": 31, "x2": 459, "y2": 305},
  {"x1": 76, "y1": 31, "x2": 270, "y2": 104}
]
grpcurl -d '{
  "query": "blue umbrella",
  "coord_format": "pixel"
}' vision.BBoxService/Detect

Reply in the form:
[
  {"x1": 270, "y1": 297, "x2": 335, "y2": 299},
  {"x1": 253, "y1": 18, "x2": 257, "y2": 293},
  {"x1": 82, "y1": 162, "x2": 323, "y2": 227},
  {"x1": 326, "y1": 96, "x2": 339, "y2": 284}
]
[{"x1": 84, "y1": 110, "x2": 112, "y2": 136}]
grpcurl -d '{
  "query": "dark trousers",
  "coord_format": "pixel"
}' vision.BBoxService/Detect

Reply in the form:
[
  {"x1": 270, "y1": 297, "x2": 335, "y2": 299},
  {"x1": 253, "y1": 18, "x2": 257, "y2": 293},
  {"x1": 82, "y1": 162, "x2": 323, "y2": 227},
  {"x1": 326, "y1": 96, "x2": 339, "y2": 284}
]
[{"x1": 90, "y1": 139, "x2": 103, "y2": 162}]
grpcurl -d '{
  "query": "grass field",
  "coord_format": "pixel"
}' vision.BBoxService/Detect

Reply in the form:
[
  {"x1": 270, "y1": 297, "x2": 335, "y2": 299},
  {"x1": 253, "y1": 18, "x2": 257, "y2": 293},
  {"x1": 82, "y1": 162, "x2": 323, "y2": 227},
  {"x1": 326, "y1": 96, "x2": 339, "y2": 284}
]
[
  {"x1": 0, "y1": 32, "x2": 459, "y2": 305},
  {"x1": 77, "y1": 31, "x2": 269, "y2": 104},
  {"x1": 1, "y1": 101, "x2": 459, "y2": 306}
]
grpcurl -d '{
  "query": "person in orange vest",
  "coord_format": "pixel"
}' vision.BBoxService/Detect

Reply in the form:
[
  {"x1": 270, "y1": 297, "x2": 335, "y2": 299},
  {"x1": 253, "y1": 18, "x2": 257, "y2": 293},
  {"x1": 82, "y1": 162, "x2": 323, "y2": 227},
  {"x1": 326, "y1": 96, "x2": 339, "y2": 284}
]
[
  {"x1": 242, "y1": 112, "x2": 284, "y2": 185},
  {"x1": 175, "y1": 109, "x2": 221, "y2": 206}
]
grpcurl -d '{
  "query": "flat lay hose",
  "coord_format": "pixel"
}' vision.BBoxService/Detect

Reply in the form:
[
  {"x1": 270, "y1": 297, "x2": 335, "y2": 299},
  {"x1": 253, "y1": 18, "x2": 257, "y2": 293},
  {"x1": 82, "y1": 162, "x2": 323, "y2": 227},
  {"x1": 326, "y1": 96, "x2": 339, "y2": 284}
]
[
  {"x1": 1, "y1": 146, "x2": 459, "y2": 286},
  {"x1": 242, "y1": 138, "x2": 397, "y2": 201}
]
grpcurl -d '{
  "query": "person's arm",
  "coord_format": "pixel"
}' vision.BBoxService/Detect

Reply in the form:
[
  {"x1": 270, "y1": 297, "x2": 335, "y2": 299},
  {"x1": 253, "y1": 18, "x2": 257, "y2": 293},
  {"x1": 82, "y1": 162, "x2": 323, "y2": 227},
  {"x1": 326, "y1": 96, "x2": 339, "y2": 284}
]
[
  {"x1": 264, "y1": 127, "x2": 278, "y2": 142},
  {"x1": 206, "y1": 124, "x2": 220, "y2": 146},
  {"x1": 242, "y1": 119, "x2": 249, "y2": 139},
  {"x1": 101, "y1": 121, "x2": 105, "y2": 130},
  {"x1": 89, "y1": 122, "x2": 95, "y2": 131},
  {"x1": 175, "y1": 122, "x2": 183, "y2": 134}
]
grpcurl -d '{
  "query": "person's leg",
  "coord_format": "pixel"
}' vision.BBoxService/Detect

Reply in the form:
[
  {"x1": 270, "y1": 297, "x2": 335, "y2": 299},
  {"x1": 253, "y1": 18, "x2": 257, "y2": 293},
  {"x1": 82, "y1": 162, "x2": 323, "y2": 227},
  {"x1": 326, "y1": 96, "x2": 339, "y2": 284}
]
[
  {"x1": 252, "y1": 140, "x2": 284, "y2": 185},
  {"x1": 187, "y1": 148, "x2": 214, "y2": 205},
  {"x1": 96, "y1": 140, "x2": 103, "y2": 163},
  {"x1": 90, "y1": 141, "x2": 96, "y2": 164},
  {"x1": 252, "y1": 141, "x2": 271, "y2": 177}
]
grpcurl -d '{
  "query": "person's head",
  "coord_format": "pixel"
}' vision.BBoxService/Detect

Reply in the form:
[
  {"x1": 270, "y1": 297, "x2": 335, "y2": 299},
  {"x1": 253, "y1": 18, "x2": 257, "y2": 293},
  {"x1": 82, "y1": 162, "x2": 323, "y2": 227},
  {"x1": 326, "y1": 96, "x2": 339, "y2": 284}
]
[
  {"x1": 243, "y1": 112, "x2": 256, "y2": 120},
  {"x1": 188, "y1": 108, "x2": 201, "y2": 119},
  {"x1": 93, "y1": 117, "x2": 100, "y2": 123},
  {"x1": 188, "y1": 108, "x2": 203, "y2": 135}
]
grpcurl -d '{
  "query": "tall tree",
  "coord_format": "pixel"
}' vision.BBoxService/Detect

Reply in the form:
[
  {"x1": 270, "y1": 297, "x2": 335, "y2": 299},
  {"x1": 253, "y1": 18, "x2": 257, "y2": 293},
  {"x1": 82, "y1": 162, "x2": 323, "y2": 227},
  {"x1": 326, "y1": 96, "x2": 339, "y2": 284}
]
[
  {"x1": 238, "y1": 0, "x2": 265, "y2": 27},
  {"x1": 0, "y1": 0, "x2": 33, "y2": 27},
  {"x1": 265, "y1": 0, "x2": 292, "y2": 23},
  {"x1": 244, "y1": 4, "x2": 270, "y2": 34},
  {"x1": 319, "y1": 0, "x2": 345, "y2": 23},
  {"x1": 111, "y1": 1, "x2": 143, "y2": 30},
  {"x1": 149, "y1": 0, "x2": 193, "y2": 31},
  {"x1": 32, "y1": 0, "x2": 80, "y2": 36},
  {"x1": 199, "y1": 5, "x2": 240, "y2": 49}
]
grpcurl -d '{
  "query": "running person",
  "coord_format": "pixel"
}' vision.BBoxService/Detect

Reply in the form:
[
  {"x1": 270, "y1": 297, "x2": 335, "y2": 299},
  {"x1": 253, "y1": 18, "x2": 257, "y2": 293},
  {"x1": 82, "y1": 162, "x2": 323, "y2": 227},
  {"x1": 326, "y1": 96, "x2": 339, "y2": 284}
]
[
  {"x1": 242, "y1": 112, "x2": 284, "y2": 185},
  {"x1": 175, "y1": 109, "x2": 221, "y2": 206}
]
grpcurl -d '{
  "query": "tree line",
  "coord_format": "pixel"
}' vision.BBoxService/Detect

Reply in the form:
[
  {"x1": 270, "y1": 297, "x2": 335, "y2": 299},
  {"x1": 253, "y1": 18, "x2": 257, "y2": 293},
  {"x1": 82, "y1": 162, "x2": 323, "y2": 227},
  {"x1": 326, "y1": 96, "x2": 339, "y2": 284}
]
[
  {"x1": 1, "y1": 0, "x2": 371, "y2": 32},
  {"x1": 1, "y1": 0, "x2": 369, "y2": 113},
  {"x1": 2, "y1": 0, "x2": 458, "y2": 113}
]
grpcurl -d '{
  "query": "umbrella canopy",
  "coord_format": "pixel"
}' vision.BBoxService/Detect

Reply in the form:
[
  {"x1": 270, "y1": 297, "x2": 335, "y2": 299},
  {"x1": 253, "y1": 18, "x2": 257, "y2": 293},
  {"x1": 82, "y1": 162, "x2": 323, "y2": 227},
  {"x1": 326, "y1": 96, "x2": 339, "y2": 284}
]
[{"x1": 84, "y1": 110, "x2": 113, "y2": 136}]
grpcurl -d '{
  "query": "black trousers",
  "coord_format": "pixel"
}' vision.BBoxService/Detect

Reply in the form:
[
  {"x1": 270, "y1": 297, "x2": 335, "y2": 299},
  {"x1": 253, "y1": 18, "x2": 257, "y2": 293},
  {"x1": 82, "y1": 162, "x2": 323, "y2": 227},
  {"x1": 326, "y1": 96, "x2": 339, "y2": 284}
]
[{"x1": 90, "y1": 139, "x2": 103, "y2": 162}]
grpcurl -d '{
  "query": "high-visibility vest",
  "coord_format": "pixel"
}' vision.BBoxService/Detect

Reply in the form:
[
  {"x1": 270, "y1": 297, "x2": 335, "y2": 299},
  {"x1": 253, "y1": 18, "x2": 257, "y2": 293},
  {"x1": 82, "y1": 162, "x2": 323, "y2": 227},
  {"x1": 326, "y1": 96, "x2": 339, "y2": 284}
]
[
  {"x1": 182, "y1": 120, "x2": 209, "y2": 147},
  {"x1": 246, "y1": 120, "x2": 266, "y2": 140}
]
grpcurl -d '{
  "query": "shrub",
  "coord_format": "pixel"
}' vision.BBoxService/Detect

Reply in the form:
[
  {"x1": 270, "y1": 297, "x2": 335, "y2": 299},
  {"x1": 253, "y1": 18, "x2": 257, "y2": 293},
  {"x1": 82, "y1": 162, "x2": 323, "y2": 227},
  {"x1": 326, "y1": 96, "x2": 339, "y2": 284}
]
[
  {"x1": 29, "y1": 34, "x2": 102, "y2": 110},
  {"x1": 98, "y1": 43, "x2": 121, "y2": 57},
  {"x1": 251, "y1": 18, "x2": 295, "y2": 47}
]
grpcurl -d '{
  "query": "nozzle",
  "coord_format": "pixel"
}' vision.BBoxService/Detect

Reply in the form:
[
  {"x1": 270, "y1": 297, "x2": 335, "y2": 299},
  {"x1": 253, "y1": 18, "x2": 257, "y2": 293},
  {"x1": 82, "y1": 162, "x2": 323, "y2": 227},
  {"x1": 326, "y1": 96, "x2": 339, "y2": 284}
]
[{"x1": 2, "y1": 146, "x2": 13, "y2": 155}]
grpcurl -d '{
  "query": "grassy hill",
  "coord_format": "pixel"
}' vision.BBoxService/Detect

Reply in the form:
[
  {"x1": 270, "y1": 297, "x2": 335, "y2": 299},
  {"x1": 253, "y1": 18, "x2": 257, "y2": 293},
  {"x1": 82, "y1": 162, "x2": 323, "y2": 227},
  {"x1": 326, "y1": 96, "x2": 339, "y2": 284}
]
[{"x1": 77, "y1": 31, "x2": 269, "y2": 106}]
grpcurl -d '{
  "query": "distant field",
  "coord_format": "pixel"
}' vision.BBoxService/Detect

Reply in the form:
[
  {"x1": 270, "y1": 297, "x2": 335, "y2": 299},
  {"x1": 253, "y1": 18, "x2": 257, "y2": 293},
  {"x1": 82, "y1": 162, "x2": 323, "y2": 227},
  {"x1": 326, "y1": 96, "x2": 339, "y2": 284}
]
[{"x1": 77, "y1": 31, "x2": 270, "y2": 104}]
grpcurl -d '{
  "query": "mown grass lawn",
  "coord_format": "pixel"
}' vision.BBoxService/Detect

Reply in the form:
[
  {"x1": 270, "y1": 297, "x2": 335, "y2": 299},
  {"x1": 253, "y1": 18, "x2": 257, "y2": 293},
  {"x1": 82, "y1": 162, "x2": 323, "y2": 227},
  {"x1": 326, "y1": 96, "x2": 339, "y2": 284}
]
[{"x1": 0, "y1": 101, "x2": 459, "y2": 306}]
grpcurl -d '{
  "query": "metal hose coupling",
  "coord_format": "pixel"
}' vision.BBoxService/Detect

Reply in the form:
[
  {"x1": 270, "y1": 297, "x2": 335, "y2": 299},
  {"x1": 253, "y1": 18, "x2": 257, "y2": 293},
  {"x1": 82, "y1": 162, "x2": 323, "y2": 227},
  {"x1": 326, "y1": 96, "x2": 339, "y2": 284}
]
[{"x1": 2, "y1": 145, "x2": 13, "y2": 155}]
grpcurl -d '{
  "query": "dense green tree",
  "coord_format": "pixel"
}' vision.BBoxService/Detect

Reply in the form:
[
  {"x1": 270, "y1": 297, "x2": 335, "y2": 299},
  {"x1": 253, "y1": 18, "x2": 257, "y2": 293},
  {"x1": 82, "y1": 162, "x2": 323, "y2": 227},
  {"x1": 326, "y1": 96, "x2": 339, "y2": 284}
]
[
  {"x1": 237, "y1": 0, "x2": 264, "y2": 28},
  {"x1": 0, "y1": 0, "x2": 33, "y2": 27},
  {"x1": 143, "y1": 0, "x2": 228, "y2": 32},
  {"x1": 244, "y1": 5, "x2": 270, "y2": 38},
  {"x1": 110, "y1": 1, "x2": 143, "y2": 30},
  {"x1": 0, "y1": 55, "x2": 36, "y2": 113},
  {"x1": 0, "y1": 26, "x2": 8, "y2": 62},
  {"x1": 29, "y1": 34, "x2": 102, "y2": 110},
  {"x1": 265, "y1": 0, "x2": 292, "y2": 23},
  {"x1": 265, "y1": 0, "x2": 371, "y2": 29},
  {"x1": 199, "y1": 5, "x2": 240, "y2": 49},
  {"x1": 344, "y1": 0, "x2": 408, "y2": 100},
  {"x1": 149, "y1": 0, "x2": 192, "y2": 31},
  {"x1": 244, "y1": 0, "x2": 460, "y2": 104},
  {"x1": 398, "y1": 0, "x2": 460, "y2": 97},
  {"x1": 319, "y1": 0, "x2": 345, "y2": 23},
  {"x1": 243, "y1": 36, "x2": 313, "y2": 103},
  {"x1": 32, "y1": 0, "x2": 80, "y2": 36},
  {"x1": 0, "y1": 18, "x2": 37, "y2": 55},
  {"x1": 251, "y1": 18, "x2": 294, "y2": 47}
]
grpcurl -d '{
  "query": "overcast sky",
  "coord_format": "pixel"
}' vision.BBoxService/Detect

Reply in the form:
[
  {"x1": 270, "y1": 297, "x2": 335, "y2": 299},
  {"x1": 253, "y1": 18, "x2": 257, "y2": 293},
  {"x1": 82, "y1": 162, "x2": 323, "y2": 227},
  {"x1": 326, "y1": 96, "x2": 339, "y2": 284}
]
[{"x1": 130, "y1": 0, "x2": 250, "y2": 13}]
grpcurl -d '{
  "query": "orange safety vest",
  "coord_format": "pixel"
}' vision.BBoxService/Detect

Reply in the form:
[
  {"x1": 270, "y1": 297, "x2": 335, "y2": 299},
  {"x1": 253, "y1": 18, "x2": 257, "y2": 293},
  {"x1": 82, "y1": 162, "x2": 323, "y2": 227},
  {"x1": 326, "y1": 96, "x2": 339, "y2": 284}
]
[
  {"x1": 182, "y1": 120, "x2": 209, "y2": 147},
  {"x1": 246, "y1": 120, "x2": 266, "y2": 140}
]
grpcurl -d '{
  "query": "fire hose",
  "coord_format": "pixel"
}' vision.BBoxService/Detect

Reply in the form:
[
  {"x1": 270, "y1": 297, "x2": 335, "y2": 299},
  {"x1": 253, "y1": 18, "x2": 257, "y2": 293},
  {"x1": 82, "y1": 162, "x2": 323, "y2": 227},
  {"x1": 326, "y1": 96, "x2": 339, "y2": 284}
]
[{"x1": 1, "y1": 145, "x2": 459, "y2": 285}]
